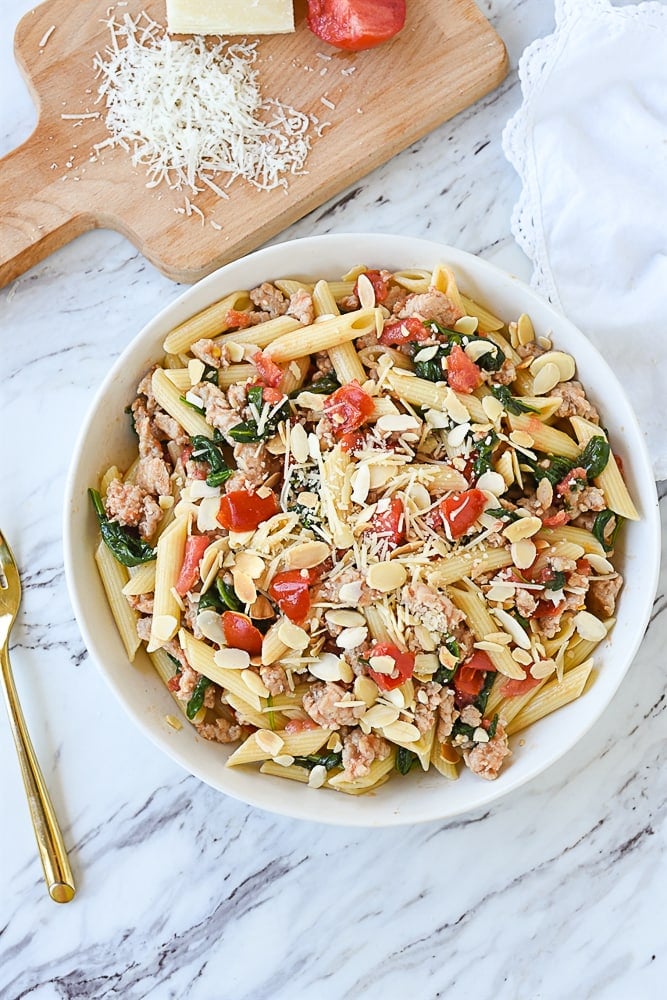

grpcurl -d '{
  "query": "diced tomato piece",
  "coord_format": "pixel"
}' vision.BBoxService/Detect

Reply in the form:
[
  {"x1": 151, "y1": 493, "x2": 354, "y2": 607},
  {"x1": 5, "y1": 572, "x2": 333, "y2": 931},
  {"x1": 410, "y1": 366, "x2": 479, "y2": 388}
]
[
  {"x1": 465, "y1": 650, "x2": 497, "y2": 673},
  {"x1": 339, "y1": 430, "x2": 366, "y2": 452},
  {"x1": 541, "y1": 510, "x2": 570, "y2": 527},
  {"x1": 306, "y1": 0, "x2": 406, "y2": 51},
  {"x1": 501, "y1": 675, "x2": 542, "y2": 698},
  {"x1": 174, "y1": 535, "x2": 210, "y2": 596},
  {"x1": 323, "y1": 380, "x2": 375, "y2": 437},
  {"x1": 253, "y1": 350, "x2": 284, "y2": 388},
  {"x1": 269, "y1": 569, "x2": 316, "y2": 624},
  {"x1": 379, "y1": 316, "x2": 429, "y2": 347},
  {"x1": 355, "y1": 269, "x2": 389, "y2": 304},
  {"x1": 262, "y1": 386, "x2": 285, "y2": 405},
  {"x1": 576, "y1": 558, "x2": 591, "y2": 576},
  {"x1": 436, "y1": 488, "x2": 487, "y2": 539},
  {"x1": 367, "y1": 642, "x2": 415, "y2": 691},
  {"x1": 284, "y1": 718, "x2": 319, "y2": 734},
  {"x1": 446, "y1": 344, "x2": 482, "y2": 393},
  {"x1": 217, "y1": 489, "x2": 280, "y2": 532},
  {"x1": 369, "y1": 496, "x2": 405, "y2": 549},
  {"x1": 556, "y1": 466, "x2": 588, "y2": 496},
  {"x1": 222, "y1": 611, "x2": 264, "y2": 656},
  {"x1": 532, "y1": 600, "x2": 565, "y2": 619},
  {"x1": 226, "y1": 309, "x2": 253, "y2": 329},
  {"x1": 167, "y1": 674, "x2": 181, "y2": 692},
  {"x1": 453, "y1": 666, "x2": 486, "y2": 703}
]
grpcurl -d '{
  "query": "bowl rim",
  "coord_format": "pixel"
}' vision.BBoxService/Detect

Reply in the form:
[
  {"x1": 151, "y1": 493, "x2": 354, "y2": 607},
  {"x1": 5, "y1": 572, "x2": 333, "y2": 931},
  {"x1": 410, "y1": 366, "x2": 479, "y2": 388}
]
[{"x1": 63, "y1": 233, "x2": 661, "y2": 826}]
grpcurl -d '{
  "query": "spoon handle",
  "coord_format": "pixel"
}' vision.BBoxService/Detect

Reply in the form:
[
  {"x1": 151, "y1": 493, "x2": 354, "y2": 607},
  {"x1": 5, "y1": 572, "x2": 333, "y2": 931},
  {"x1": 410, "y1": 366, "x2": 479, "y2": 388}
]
[{"x1": 0, "y1": 643, "x2": 76, "y2": 903}]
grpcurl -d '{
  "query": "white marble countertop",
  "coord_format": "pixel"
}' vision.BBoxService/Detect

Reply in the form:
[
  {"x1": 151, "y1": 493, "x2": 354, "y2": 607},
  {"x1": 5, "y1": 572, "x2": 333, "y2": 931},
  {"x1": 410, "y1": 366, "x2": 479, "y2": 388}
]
[{"x1": 1, "y1": 2, "x2": 665, "y2": 998}]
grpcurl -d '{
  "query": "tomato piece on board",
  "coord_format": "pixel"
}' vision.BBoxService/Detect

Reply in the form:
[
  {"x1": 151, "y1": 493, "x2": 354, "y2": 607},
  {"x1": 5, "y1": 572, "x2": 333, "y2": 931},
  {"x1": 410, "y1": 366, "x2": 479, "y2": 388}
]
[
  {"x1": 175, "y1": 535, "x2": 210, "y2": 596},
  {"x1": 367, "y1": 642, "x2": 415, "y2": 691},
  {"x1": 369, "y1": 496, "x2": 405, "y2": 549},
  {"x1": 379, "y1": 316, "x2": 429, "y2": 347},
  {"x1": 306, "y1": 0, "x2": 406, "y2": 52},
  {"x1": 253, "y1": 350, "x2": 284, "y2": 388},
  {"x1": 269, "y1": 570, "x2": 315, "y2": 624},
  {"x1": 446, "y1": 344, "x2": 482, "y2": 393},
  {"x1": 217, "y1": 490, "x2": 280, "y2": 532},
  {"x1": 501, "y1": 675, "x2": 542, "y2": 698},
  {"x1": 355, "y1": 269, "x2": 389, "y2": 304},
  {"x1": 436, "y1": 488, "x2": 487, "y2": 539},
  {"x1": 222, "y1": 612, "x2": 264, "y2": 656},
  {"x1": 323, "y1": 381, "x2": 375, "y2": 436}
]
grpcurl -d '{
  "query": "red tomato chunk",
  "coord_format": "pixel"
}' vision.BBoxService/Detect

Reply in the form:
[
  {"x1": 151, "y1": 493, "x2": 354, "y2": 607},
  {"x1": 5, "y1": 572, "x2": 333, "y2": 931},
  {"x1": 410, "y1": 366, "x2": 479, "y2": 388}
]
[
  {"x1": 217, "y1": 490, "x2": 280, "y2": 532},
  {"x1": 222, "y1": 611, "x2": 264, "y2": 656},
  {"x1": 367, "y1": 642, "x2": 415, "y2": 691},
  {"x1": 323, "y1": 381, "x2": 374, "y2": 436},
  {"x1": 175, "y1": 535, "x2": 210, "y2": 596},
  {"x1": 379, "y1": 316, "x2": 429, "y2": 347},
  {"x1": 446, "y1": 344, "x2": 482, "y2": 393},
  {"x1": 269, "y1": 570, "x2": 315, "y2": 624},
  {"x1": 355, "y1": 269, "x2": 389, "y2": 304},
  {"x1": 436, "y1": 488, "x2": 487, "y2": 539},
  {"x1": 253, "y1": 350, "x2": 284, "y2": 388},
  {"x1": 307, "y1": 0, "x2": 406, "y2": 52},
  {"x1": 369, "y1": 496, "x2": 405, "y2": 549}
]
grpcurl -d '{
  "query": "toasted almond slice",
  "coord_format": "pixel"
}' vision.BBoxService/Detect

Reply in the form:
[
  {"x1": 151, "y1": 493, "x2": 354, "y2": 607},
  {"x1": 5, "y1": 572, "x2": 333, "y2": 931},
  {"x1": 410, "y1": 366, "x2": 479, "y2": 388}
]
[
  {"x1": 533, "y1": 362, "x2": 561, "y2": 395},
  {"x1": 368, "y1": 654, "x2": 396, "y2": 675},
  {"x1": 586, "y1": 553, "x2": 614, "y2": 574},
  {"x1": 376, "y1": 414, "x2": 421, "y2": 434},
  {"x1": 381, "y1": 720, "x2": 421, "y2": 743},
  {"x1": 296, "y1": 490, "x2": 319, "y2": 509},
  {"x1": 474, "y1": 640, "x2": 506, "y2": 654},
  {"x1": 454, "y1": 315, "x2": 479, "y2": 335},
  {"x1": 530, "y1": 659, "x2": 557, "y2": 679},
  {"x1": 336, "y1": 625, "x2": 369, "y2": 650},
  {"x1": 473, "y1": 727, "x2": 489, "y2": 743},
  {"x1": 383, "y1": 688, "x2": 405, "y2": 709},
  {"x1": 444, "y1": 389, "x2": 470, "y2": 424},
  {"x1": 325, "y1": 609, "x2": 366, "y2": 628},
  {"x1": 366, "y1": 561, "x2": 407, "y2": 592},
  {"x1": 266, "y1": 434, "x2": 287, "y2": 456},
  {"x1": 196, "y1": 609, "x2": 228, "y2": 647},
  {"x1": 310, "y1": 653, "x2": 346, "y2": 682},
  {"x1": 274, "y1": 754, "x2": 296, "y2": 767},
  {"x1": 511, "y1": 648, "x2": 533, "y2": 665},
  {"x1": 188, "y1": 358, "x2": 206, "y2": 385},
  {"x1": 338, "y1": 580, "x2": 363, "y2": 604},
  {"x1": 232, "y1": 568, "x2": 256, "y2": 605},
  {"x1": 511, "y1": 538, "x2": 537, "y2": 569},
  {"x1": 413, "y1": 624, "x2": 437, "y2": 651},
  {"x1": 151, "y1": 614, "x2": 178, "y2": 643},
  {"x1": 413, "y1": 344, "x2": 439, "y2": 362},
  {"x1": 284, "y1": 540, "x2": 331, "y2": 571},
  {"x1": 368, "y1": 464, "x2": 398, "y2": 489},
  {"x1": 536, "y1": 478, "x2": 554, "y2": 508},
  {"x1": 503, "y1": 515, "x2": 542, "y2": 542},
  {"x1": 255, "y1": 729, "x2": 285, "y2": 756},
  {"x1": 357, "y1": 272, "x2": 376, "y2": 309},
  {"x1": 363, "y1": 704, "x2": 400, "y2": 729},
  {"x1": 242, "y1": 669, "x2": 271, "y2": 698},
  {"x1": 482, "y1": 394, "x2": 504, "y2": 423},
  {"x1": 485, "y1": 631, "x2": 512, "y2": 645},
  {"x1": 414, "y1": 652, "x2": 439, "y2": 674},
  {"x1": 354, "y1": 675, "x2": 379, "y2": 707},
  {"x1": 165, "y1": 714, "x2": 183, "y2": 731},
  {"x1": 492, "y1": 607, "x2": 532, "y2": 650},
  {"x1": 509, "y1": 430, "x2": 535, "y2": 449},
  {"x1": 486, "y1": 582, "x2": 516, "y2": 602},
  {"x1": 476, "y1": 470, "x2": 506, "y2": 496},
  {"x1": 530, "y1": 350, "x2": 576, "y2": 382},
  {"x1": 464, "y1": 340, "x2": 495, "y2": 363},
  {"x1": 407, "y1": 483, "x2": 432, "y2": 511},
  {"x1": 290, "y1": 421, "x2": 310, "y2": 464},
  {"x1": 573, "y1": 610, "x2": 607, "y2": 641},
  {"x1": 234, "y1": 552, "x2": 265, "y2": 579},
  {"x1": 308, "y1": 764, "x2": 328, "y2": 789},
  {"x1": 517, "y1": 313, "x2": 535, "y2": 345},
  {"x1": 350, "y1": 463, "x2": 371, "y2": 505},
  {"x1": 277, "y1": 619, "x2": 309, "y2": 650},
  {"x1": 214, "y1": 647, "x2": 251, "y2": 670},
  {"x1": 296, "y1": 391, "x2": 327, "y2": 412},
  {"x1": 447, "y1": 422, "x2": 470, "y2": 448}
]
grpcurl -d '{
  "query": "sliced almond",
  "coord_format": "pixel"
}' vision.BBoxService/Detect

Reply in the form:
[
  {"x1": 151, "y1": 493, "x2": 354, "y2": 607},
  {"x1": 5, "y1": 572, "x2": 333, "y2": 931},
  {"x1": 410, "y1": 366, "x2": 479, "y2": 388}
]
[
  {"x1": 255, "y1": 729, "x2": 285, "y2": 756},
  {"x1": 573, "y1": 610, "x2": 607, "y2": 642},
  {"x1": 214, "y1": 647, "x2": 251, "y2": 670},
  {"x1": 530, "y1": 350, "x2": 576, "y2": 382},
  {"x1": 586, "y1": 554, "x2": 614, "y2": 575},
  {"x1": 517, "y1": 313, "x2": 534, "y2": 345},
  {"x1": 536, "y1": 478, "x2": 554, "y2": 508},
  {"x1": 368, "y1": 654, "x2": 396, "y2": 675},
  {"x1": 476, "y1": 470, "x2": 506, "y2": 496},
  {"x1": 482, "y1": 394, "x2": 504, "y2": 423},
  {"x1": 444, "y1": 389, "x2": 470, "y2": 424},
  {"x1": 407, "y1": 483, "x2": 432, "y2": 511},
  {"x1": 492, "y1": 607, "x2": 532, "y2": 650},
  {"x1": 290, "y1": 422, "x2": 310, "y2": 464},
  {"x1": 234, "y1": 552, "x2": 265, "y2": 579},
  {"x1": 414, "y1": 652, "x2": 439, "y2": 674},
  {"x1": 376, "y1": 414, "x2": 421, "y2": 434},
  {"x1": 413, "y1": 345, "x2": 439, "y2": 362},
  {"x1": 368, "y1": 463, "x2": 398, "y2": 490},
  {"x1": 464, "y1": 340, "x2": 495, "y2": 363},
  {"x1": 473, "y1": 727, "x2": 490, "y2": 743},
  {"x1": 308, "y1": 764, "x2": 328, "y2": 788},
  {"x1": 196, "y1": 609, "x2": 227, "y2": 647},
  {"x1": 454, "y1": 315, "x2": 479, "y2": 335},
  {"x1": 350, "y1": 463, "x2": 371, "y2": 505},
  {"x1": 338, "y1": 580, "x2": 363, "y2": 604},
  {"x1": 363, "y1": 704, "x2": 400, "y2": 729},
  {"x1": 381, "y1": 720, "x2": 421, "y2": 743},
  {"x1": 151, "y1": 614, "x2": 178, "y2": 643},
  {"x1": 511, "y1": 648, "x2": 533, "y2": 665},
  {"x1": 474, "y1": 640, "x2": 506, "y2": 654},
  {"x1": 447, "y1": 422, "x2": 470, "y2": 448},
  {"x1": 336, "y1": 625, "x2": 369, "y2": 650},
  {"x1": 284, "y1": 540, "x2": 330, "y2": 571},
  {"x1": 354, "y1": 675, "x2": 379, "y2": 707},
  {"x1": 532, "y1": 362, "x2": 561, "y2": 396},
  {"x1": 503, "y1": 515, "x2": 542, "y2": 542},
  {"x1": 356, "y1": 272, "x2": 376, "y2": 309},
  {"x1": 325, "y1": 609, "x2": 366, "y2": 628},
  {"x1": 486, "y1": 582, "x2": 516, "y2": 602},
  {"x1": 242, "y1": 669, "x2": 271, "y2": 698},
  {"x1": 366, "y1": 561, "x2": 407, "y2": 592},
  {"x1": 277, "y1": 619, "x2": 309, "y2": 650},
  {"x1": 232, "y1": 568, "x2": 256, "y2": 605},
  {"x1": 413, "y1": 624, "x2": 437, "y2": 651},
  {"x1": 511, "y1": 538, "x2": 537, "y2": 569},
  {"x1": 509, "y1": 430, "x2": 535, "y2": 449},
  {"x1": 310, "y1": 652, "x2": 347, "y2": 682},
  {"x1": 188, "y1": 358, "x2": 206, "y2": 385},
  {"x1": 530, "y1": 659, "x2": 557, "y2": 679},
  {"x1": 296, "y1": 391, "x2": 327, "y2": 412}
]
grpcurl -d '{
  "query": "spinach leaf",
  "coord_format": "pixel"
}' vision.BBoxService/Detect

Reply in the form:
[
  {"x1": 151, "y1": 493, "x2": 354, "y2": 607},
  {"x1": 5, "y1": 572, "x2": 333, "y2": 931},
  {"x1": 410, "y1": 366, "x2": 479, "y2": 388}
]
[
  {"x1": 433, "y1": 636, "x2": 461, "y2": 684},
  {"x1": 592, "y1": 510, "x2": 623, "y2": 552},
  {"x1": 487, "y1": 713, "x2": 499, "y2": 739},
  {"x1": 472, "y1": 431, "x2": 499, "y2": 478},
  {"x1": 413, "y1": 345, "x2": 448, "y2": 383},
  {"x1": 490, "y1": 384, "x2": 538, "y2": 415},
  {"x1": 579, "y1": 436, "x2": 610, "y2": 479},
  {"x1": 451, "y1": 721, "x2": 476, "y2": 740},
  {"x1": 201, "y1": 364, "x2": 219, "y2": 384},
  {"x1": 526, "y1": 454, "x2": 575, "y2": 486},
  {"x1": 474, "y1": 671, "x2": 496, "y2": 716},
  {"x1": 292, "y1": 751, "x2": 343, "y2": 772},
  {"x1": 228, "y1": 384, "x2": 290, "y2": 443},
  {"x1": 427, "y1": 323, "x2": 506, "y2": 372},
  {"x1": 89, "y1": 488, "x2": 156, "y2": 567},
  {"x1": 396, "y1": 747, "x2": 420, "y2": 775},
  {"x1": 484, "y1": 507, "x2": 521, "y2": 524},
  {"x1": 190, "y1": 432, "x2": 232, "y2": 488},
  {"x1": 216, "y1": 578, "x2": 244, "y2": 612},
  {"x1": 186, "y1": 676, "x2": 211, "y2": 720},
  {"x1": 179, "y1": 394, "x2": 205, "y2": 414},
  {"x1": 290, "y1": 372, "x2": 341, "y2": 397},
  {"x1": 544, "y1": 570, "x2": 566, "y2": 591}
]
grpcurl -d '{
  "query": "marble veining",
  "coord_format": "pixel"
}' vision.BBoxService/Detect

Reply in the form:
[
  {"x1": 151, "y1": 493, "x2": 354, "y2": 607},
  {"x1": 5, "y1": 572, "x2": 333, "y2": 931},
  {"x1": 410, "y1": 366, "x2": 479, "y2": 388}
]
[{"x1": 1, "y1": 1, "x2": 665, "y2": 998}]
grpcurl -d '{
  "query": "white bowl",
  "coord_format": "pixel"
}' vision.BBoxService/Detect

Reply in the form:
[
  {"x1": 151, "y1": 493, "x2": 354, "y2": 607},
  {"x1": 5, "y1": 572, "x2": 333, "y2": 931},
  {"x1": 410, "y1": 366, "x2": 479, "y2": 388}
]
[{"x1": 63, "y1": 234, "x2": 661, "y2": 826}]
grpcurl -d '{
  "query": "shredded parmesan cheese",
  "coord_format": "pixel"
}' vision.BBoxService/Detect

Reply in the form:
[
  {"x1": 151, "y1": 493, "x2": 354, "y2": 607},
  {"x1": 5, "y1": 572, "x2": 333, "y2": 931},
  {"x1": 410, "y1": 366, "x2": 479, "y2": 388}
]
[{"x1": 92, "y1": 12, "x2": 312, "y2": 204}]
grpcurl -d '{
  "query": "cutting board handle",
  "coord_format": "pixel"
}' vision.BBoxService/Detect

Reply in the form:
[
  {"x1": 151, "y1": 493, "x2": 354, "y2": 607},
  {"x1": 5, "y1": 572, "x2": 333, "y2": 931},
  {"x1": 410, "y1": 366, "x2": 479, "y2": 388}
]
[{"x1": 0, "y1": 133, "x2": 91, "y2": 288}]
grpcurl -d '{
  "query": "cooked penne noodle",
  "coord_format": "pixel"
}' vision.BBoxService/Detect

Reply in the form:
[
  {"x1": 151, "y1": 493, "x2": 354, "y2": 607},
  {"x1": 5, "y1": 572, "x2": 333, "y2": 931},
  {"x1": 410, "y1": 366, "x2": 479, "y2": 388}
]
[
  {"x1": 280, "y1": 356, "x2": 310, "y2": 396},
  {"x1": 328, "y1": 749, "x2": 396, "y2": 793},
  {"x1": 148, "y1": 516, "x2": 188, "y2": 650},
  {"x1": 448, "y1": 586, "x2": 526, "y2": 679},
  {"x1": 261, "y1": 619, "x2": 292, "y2": 666},
  {"x1": 564, "y1": 619, "x2": 614, "y2": 670},
  {"x1": 460, "y1": 294, "x2": 504, "y2": 333},
  {"x1": 259, "y1": 760, "x2": 311, "y2": 783},
  {"x1": 163, "y1": 290, "x2": 251, "y2": 353},
  {"x1": 392, "y1": 268, "x2": 430, "y2": 293},
  {"x1": 428, "y1": 547, "x2": 513, "y2": 587},
  {"x1": 430, "y1": 740, "x2": 461, "y2": 780},
  {"x1": 226, "y1": 726, "x2": 331, "y2": 766},
  {"x1": 385, "y1": 370, "x2": 487, "y2": 423},
  {"x1": 95, "y1": 541, "x2": 141, "y2": 662},
  {"x1": 265, "y1": 308, "x2": 378, "y2": 362},
  {"x1": 179, "y1": 628, "x2": 264, "y2": 711},
  {"x1": 122, "y1": 561, "x2": 157, "y2": 596},
  {"x1": 163, "y1": 368, "x2": 192, "y2": 391},
  {"x1": 431, "y1": 264, "x2": 464, "y2": 313},
  {"x1": 217, "y1": 364, "x2": 258, "y2": 387},
  {"x1": 149, "y1": 648, "x2": 187, "y2": 712},
  {"x1": 151, "y1": 368, "x2": 213, "y2": 438},
  {"x1": 226, "y1": 692, "x2": 288, "y2": 731},
  {"x1": 569, "y1": 416, "x2": 639, "y2": 520},
  {"x1": 100, "y1": 465, "x2": 121, "y2": 496},
  {"x1": 538, "y1": 525, "x2": 605, "y2": 556},
  {"x1": 274, "y1": 278, "x2": 313, "y2": 296},
  {"x1": 507, "y1": 659, "x2": 594, "y2": 735},
  {"x1": 508, "y1": 413, "x2": 580, "y2": 459}
]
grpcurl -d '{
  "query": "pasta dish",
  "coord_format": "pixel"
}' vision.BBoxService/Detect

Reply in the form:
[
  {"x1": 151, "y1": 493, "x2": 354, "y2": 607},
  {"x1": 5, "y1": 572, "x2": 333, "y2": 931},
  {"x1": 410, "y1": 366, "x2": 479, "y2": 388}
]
[{"x1": 89, "y1": 262, "x2": 638, "y2": 794}]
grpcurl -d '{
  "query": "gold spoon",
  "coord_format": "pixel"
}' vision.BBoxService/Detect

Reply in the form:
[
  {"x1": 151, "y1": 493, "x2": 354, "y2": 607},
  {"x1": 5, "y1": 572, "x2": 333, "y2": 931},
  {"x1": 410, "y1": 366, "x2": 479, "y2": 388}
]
[{"x1": 0, "y1": 529, "x2": 75, "y2": 903}]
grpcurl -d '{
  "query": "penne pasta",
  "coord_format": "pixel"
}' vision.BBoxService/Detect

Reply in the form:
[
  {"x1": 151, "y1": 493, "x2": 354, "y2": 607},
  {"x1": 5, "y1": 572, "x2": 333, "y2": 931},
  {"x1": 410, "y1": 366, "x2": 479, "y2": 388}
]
[
  {"x1": 428, "y1": 546, "x2": 513, "y2": 587},
  {"x1": 148, "y1": 516, "x2": 188, "y2": 650},
  {"x1": 569, "y1": 415, "x2": 639, "y2": 520},
  {"x1": 507, "y1": 659, "x2": 594, "y2": 735},
  {"x1": 95, "y1": 541, "x2": 141, "y2": 662},
  {"x1": 226, "y1": 726, "x2": 331, "y2": 766},
  {"x1": 122, "y1": 561, "x2": 157, "y2": 596},
  {"x1": 447, "y1": 586, "x2": 526, "y2": 679},
  {"x1": 151, "y1": 368, "x2": 213, "y2": 438},
  {"x1": 508, "y1": 413, "x2": 580, "y2": 459},
  {"x1": 163, "y1": 290, "x2": 251, "y2": 354},
  {"x1": 385, "y1": 370, "x2": 487, "y2": 423},
  {"x1": 265, "y1": 308, "x2": 378, "y2": 362}
]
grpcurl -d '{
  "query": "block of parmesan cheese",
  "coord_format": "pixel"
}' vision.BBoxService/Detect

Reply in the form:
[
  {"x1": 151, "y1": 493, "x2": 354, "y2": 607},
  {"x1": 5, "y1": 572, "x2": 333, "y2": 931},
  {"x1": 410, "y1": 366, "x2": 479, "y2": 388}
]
[{"x1": 166, "y1": 0, "x2": 295, "y2": 36}]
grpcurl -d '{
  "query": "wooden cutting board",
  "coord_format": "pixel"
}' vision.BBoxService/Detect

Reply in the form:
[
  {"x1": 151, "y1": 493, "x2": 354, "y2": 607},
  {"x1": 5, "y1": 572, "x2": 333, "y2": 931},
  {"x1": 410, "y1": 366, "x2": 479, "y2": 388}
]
[{"x1": 0, "y1": 0, "x2": 507, "y2": 287}]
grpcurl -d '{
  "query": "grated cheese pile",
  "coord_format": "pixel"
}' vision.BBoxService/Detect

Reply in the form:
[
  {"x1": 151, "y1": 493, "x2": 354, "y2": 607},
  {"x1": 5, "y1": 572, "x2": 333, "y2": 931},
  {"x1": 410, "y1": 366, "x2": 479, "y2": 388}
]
[{"x1": 92, "y1": 12, "x2": 312, "y2": 198}]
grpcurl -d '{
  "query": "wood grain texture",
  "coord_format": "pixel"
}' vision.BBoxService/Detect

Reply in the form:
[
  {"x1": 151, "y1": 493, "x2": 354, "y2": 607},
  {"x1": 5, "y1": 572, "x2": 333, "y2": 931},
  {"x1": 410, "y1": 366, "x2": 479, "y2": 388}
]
[{"x1": 0, "y1": 0, "x2": 508, "y2": 287}]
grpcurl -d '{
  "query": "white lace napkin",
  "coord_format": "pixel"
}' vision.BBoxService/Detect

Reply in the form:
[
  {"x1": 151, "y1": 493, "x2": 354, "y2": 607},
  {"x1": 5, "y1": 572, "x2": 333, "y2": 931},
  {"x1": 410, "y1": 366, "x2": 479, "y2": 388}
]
[{"x1": 503, "y1": 0, "x2": 667, "y2": 478}]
